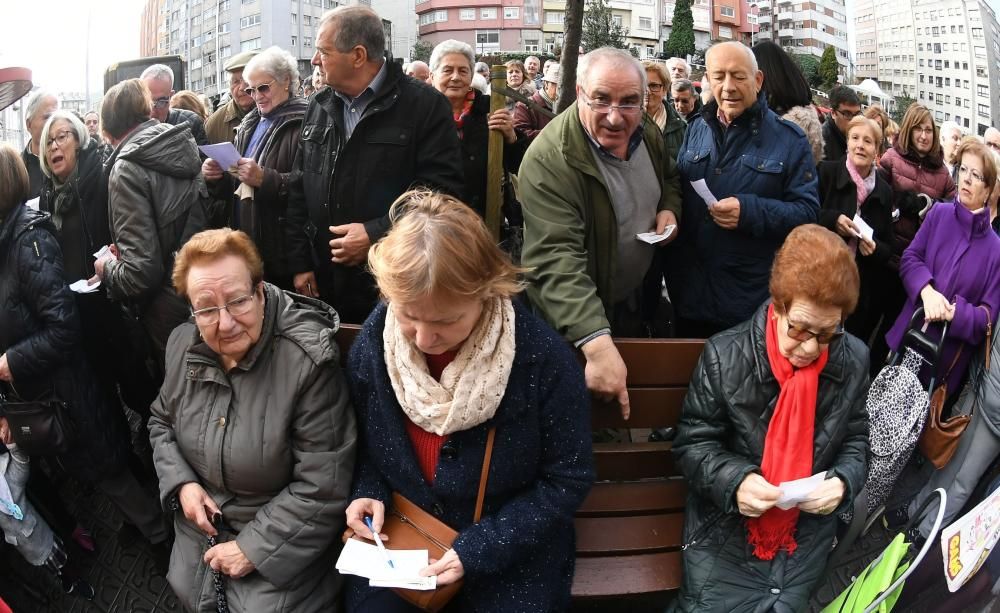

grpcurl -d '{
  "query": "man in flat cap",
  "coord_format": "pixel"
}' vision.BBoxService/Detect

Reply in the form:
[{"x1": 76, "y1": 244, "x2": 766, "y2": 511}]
[{"x1": 205, "y1": 51, "x2": 258, "y2": 144}]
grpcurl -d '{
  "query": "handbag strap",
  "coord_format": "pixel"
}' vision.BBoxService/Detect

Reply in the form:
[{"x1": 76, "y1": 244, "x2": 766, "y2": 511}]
[
  {"x1": 473, "y1": 427, "x2": 496, "y2": 523},
  {"x1": 981, "y1": 305, "x2": 992, "y2": 372}
]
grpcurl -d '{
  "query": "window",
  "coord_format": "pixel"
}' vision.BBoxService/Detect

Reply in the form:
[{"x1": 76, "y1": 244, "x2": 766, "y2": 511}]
[
  {"x1": 979, "y1": 84, "x2": 990, "y2": 97},
  {"x1": 241, "y1": 37, "x2": 261, "y2": 51},
  {"x1": 524, "y1": 38, "x2": 539, "y2": 52},
  {"x1": 220, "y1": 45, "x2": 231, "y2": 58},
  {"x1": 545, "y1": 10, "x2": 564, "y2": 24},
  {"x1": 979, "y1": 104, "x2": 990, "y2": 118},
  {"x1": 241, "y1": 0, "x2": 255, "y2": 4},
  {"x1": 460, "y1": 8, "x2": 475, "y2": 20},
  {"x1": 324, "y1": 0, "x2": 336, "y2": 7},
  {"x1": 219, "y1": 22, "x2": 229, "y2": 33},
  {"x1": 204, "y1": 28, "x2": 215, "y2": 40},
  {"x1": 720, "y1": 5, "x2": 735, "y2": 17},
  {"x1": 220, "y1": 0, "x2": 230, "y2": 10},
  {"x1": 304, "y1": 36, "x2": 313, "y2": 47},
  {"x1": 192, "y1": 35, "x2": 202, "y2": 46},
  {"x1": 476, "y1": 30, "x2": 500, "y2": 48},
  {"x1": 291, "y1": 12, "x2": 297, "y2": 24},
  {"x1": 291, "y1": 35, "x2": 298, "y2": 46},
  {"x1": 191, "y1": 15, "x2": 201, "y2": 28},
  {"x1": 304, "y1": 15, "x2": 311, "y2": 25},
  {"x1": 206, "y1": 74, "x2": 216, "y2": 87},
  {"x1": 190, "y1": 57, "x2": 203, "y2": 70},
  {"x1": 504, "y1": 7, "x2": 519, "y2": 19},
  {"x1": 419, "y1": 10, "x2": 448, "y2": 25},
  {"x1": 718, "y1": 25, "x2": 733, "y2": 38},
  {"x1": 639, "y1": 16, "x2": 652, "y2": 29},
  {"x1": 612, "y1": 14, "x2": 622, "y2": 26},
  {"x1": 240, "y1": 14, "x2": 261, "y2": 28},
  {"x1": 480, "y1": 7, "x2": 497, "y2": 19}
]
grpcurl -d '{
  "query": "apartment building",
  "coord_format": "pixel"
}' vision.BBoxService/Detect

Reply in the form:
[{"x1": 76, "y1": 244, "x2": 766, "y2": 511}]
[
  {"x1": 371, "y1": 0, "x2": 419, "y2": 59},
  {"x1": 855, "y1": 0, "x2": 1000, "y2": 135},
  {"x1": 140, "y1": 0, "x2": 340, "y2": 99},
  {"x1": 415, "y1": 0, "x2": 660, "y2": 58},
  {"x1": 754, "y1": 0, "x2": 849, "y2": 74},
  {"x1": 660, "y1": 0, "x2": 713, "y2": 51}
]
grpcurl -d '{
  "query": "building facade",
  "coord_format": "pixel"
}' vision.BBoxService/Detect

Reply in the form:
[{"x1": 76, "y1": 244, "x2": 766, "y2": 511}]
[
  {"x1": 140, "y1": 0, "x2": 340, "y2": 99},
  {"x1": 855, "y1": 0, "x2": 1000, "y2": 136},
  {"x1": 415, "y1": 0, "x2": 660, "y2": 58},
  {"x1": 371, "y1": 0, "x2": 420, "y2": 59},
  {"x1": 754, "y1": 0, "x2": 849, "y2": 73}
]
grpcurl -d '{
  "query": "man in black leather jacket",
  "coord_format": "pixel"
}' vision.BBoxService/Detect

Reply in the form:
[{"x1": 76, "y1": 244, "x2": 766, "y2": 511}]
[{"x1": 285, "y1": 6, "x2": 463, "y2": 324}]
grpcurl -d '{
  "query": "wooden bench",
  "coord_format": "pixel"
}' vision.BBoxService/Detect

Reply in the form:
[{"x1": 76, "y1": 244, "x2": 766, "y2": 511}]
[{"x1": 571, "y1": 338, "x2": 705, "y2": 604}]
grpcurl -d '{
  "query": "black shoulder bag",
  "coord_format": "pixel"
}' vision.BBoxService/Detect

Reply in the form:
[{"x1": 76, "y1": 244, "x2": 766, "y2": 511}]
[{"x1": 0, "y1": 382, "x2": 73, "y2": 455}]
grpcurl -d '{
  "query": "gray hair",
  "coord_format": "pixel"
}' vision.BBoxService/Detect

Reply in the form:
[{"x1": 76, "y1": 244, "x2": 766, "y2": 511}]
[
  {"x1": 474, "y1": 61, "x2": 490, "y2": 75},
  {"x1": 666, "y1": 57, "x2": 691, "y2": 75},
  {"x1": 429, "y1": 40, "x2": 475, "y2": 74},
  {"x1": 140, "y1": 63, "x2": 175, "y2": 86},
  {"x1": 318, "y1": 6, "x2": 385, "y2": 62},
  {"x1": 940, "y1": 120, "x2": 964, "y2": 140},
  {"x1": 39, "y1": 111, "x2": 90, "y2": 178},
  {"x1": 25, "y1": 90, "x2": 59, "y2": 123},
  {"x1": 705, "y1": 41, "x2": 759, "y2": 74},
  {"x1": 577, "y1": 47, "x2": 646, "y2": 93},
  {"x1": 525, "y1": 55, "x2": 540, "y2": 65},
  {"x1": 671, "y1": 78, "x2": 695, "y2": 94},
  {"x1": 244, "y1": 46, "x2": 300, "y2": 96}
]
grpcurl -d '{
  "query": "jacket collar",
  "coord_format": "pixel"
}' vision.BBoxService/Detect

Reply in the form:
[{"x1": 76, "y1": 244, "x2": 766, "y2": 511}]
[
  {"x1": 950, "y1": 198, "x2": 993, "y2": 239},
  {"x1": 224, "y1": 98, "x2": 249, "y2": 124},
  {"x1": 315, "y1": 60, "x2": 404, "y2": 123},
  {"x1": 702, "y1": 90, "x2": 769, "y2": 145},
  {"x1": 749, "y1": 301, "x2": 848, "y2": 386}
]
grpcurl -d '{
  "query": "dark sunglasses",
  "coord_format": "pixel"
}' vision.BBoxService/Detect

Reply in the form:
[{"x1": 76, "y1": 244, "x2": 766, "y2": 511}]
[
  {"x1": 244, "y1": 80, "x2": 276, "y2": 97},
  {"x1": 781, "y1": 303, "x2": 845, "y2": 344}
]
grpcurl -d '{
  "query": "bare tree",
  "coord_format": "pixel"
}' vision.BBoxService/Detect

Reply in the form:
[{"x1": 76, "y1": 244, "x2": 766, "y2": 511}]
[{"x1": 557, "y1": 0, "x2": 584, "y2": 113}]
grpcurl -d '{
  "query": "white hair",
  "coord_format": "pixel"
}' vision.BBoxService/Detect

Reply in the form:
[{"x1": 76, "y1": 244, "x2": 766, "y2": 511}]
[
  {"x1": 940, "y1": 121, "x2": 964, "y2": 141},
  {"x1": 25, "y1": 90, "x2": 59, "y2": 123},
  {"x1": 140, "y1": 63, "x2": 175, "y2": 87},
  {"x1": 429, "y1": 39, "x2": 475, "y2": 74},
  {"x1": 576, "y1": 47, "x2": 646, "y2": 92},
  {"x1": 706, "y1": 41, "x2": 759, "y2": 74},
  {"x1": 984, "y1": 126, "x2": 1000, "y2": 141},
  {"x1": 471, "y1": 73, "x2": 489, "y2": 94},
  {"x1": 244, "y1": 46, "x2": 300, "y2": 96},
  {"x1": 39, "y1": 110, "x2": 90, "y2": 178},
  {"x1": 666, "y1": 57, "x2": 691, "y2": 76}
]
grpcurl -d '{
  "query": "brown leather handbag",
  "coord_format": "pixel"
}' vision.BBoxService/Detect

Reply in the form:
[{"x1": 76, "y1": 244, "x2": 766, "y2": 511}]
[
  {"x1": 347, "y1": 427, "x2": 496, "y2": 612},
  {"x1": 919, "y1": 306, "x2": 992, "y2": 469}
]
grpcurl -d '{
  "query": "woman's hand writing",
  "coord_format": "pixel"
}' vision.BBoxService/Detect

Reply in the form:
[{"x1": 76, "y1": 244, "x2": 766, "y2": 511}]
[
  {"x1": 736, "y1": 473, "x2": 781, "y2": 518},
  {"x1": 345, "y1": 498, "x2": 388, "y2": 541},
  {"x1": 178, "y1": 482, "x2": 222, "y2": 536},
  {"x1": 420, "y1": 548, "x2": 465, "y2": 586},
  {"x1": 204, "y1": 541, "x2": 255, "y2": 578},
  {"x1": 798, "y1": 476, "x2": 845, "y2": 515},
  {"x1": 921, "y1": 285, "x2": 955, "y2": 322}
]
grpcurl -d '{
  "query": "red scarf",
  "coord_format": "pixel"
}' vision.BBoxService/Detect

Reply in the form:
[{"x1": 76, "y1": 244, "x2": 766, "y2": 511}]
[
  {"x1": 747, "y1": 303, "x2": 829, "y2": 560},
  {"x1": 452, "y1": 90, "x2": 476, "y2": 141}
]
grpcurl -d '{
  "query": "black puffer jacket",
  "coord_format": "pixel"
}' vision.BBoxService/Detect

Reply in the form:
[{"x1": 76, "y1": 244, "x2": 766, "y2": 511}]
[
  {"x1": 104, "y1": 119, "x2": 208, "y2": 366},
  {"x1": 285, "y1": 60, "x2": 464, "y2": 324},
  {"x1": 670, "y1": 302, "x2": 870, "y2": 612},
  {"x1": 0, "y1": 204, "x2": 130, "y2": 483}
]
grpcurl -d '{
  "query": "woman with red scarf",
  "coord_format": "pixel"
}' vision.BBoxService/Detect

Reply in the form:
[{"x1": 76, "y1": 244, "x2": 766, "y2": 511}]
[
  {"x1": 670, "y1": 225, "x2": 870, "y2": 612},
  {"x1": 428, "y1": 40, "x2": 527, "y2": 250}
]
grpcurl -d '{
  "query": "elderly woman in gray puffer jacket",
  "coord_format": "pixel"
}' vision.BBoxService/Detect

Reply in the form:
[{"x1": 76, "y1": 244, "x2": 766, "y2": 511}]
[{"x1": 148, "y1": 229, "x2": 357, "y2": 612}]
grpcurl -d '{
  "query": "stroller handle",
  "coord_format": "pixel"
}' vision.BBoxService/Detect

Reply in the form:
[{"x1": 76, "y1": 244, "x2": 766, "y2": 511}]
[{"x1": 889, "y1": 306, "x2": 950, "y2": 375}]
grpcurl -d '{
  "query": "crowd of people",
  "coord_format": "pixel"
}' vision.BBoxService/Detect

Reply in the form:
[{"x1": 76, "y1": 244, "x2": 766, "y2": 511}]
[{"x1": 3, "y1": 2, "x2": 1000, "y2": 611}]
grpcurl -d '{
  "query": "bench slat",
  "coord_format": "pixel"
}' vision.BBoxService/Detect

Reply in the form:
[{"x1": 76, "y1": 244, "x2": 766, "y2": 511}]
[
  {"x1": 571, "y1": 551, "x2": 683, "y2": 598},
  {"x1": 591, "y1": 387, "x2": 686, "y2": 429},
  {"x1": 575, "y1": 513, "x2": 684, "y2": 555},
  {"x1": 593, "y1": 442, "x2": 676, "y2": 479},
  {"x1": 615, "y1": 339, "x2": 704, "y2": 386},
  {"x1": 579, "y1": 480, "x2": 687, "y2": 517}
]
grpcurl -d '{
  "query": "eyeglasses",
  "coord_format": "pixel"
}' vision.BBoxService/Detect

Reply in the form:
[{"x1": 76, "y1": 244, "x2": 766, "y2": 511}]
[
  {"x1": 835, "y1": 108, "x2": 863, "y2": 119},
  {"x1": 781, "y1": 303, "x2": 844, "y2": 344},
  {"x1": 152, "y1": 97, "x2": 171, "y2": 109},
  {"x1": 191, "y1": 290, "x2": 258, "y2": 325},
  {"x1": 580, "y1": 91, "x2": 642, "y2": 115},
  {"x1": 244, "y1": 80, "x2": 277, "y2": 97},
  {"x1": 958, "y1": 164, "x2": 986, "y2": 184},
  {"x1": 46, "y1": 130, "x2": 75, "y2": 149},
  {"x1": 912, "y1": 126, "x2": 935, "y2": 136},
  {"x1": 647, "y1": 83, "x2": 665, "y2": 92}
]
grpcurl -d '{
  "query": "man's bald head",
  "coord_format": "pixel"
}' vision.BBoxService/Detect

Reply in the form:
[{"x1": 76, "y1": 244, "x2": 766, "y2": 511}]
[{"x1": 705, "y1": 41, "x2": 763, "y2": 123}]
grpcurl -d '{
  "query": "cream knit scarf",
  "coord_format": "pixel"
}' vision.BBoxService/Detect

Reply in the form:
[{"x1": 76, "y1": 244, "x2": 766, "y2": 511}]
[{"x1": 383, "y1": 297, "x2": 516, "y2": 436}]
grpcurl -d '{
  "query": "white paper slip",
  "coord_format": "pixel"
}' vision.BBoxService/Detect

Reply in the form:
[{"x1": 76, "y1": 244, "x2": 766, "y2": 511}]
[
  {"x1": 853, "y1": 214, "x2": 875, "y2": 242},
  {"x1": 25, "y1": 197, "x2": 40, "y2": 211},
  {"x1": 636, "y1": 225, "x2": 676, "y2": 244},
  {"x1": 691, "y1": 179, "x2": 719, "y2": 208},
  {"x1": 69, "y1": 279, "x2": 102, "y2": 294},
  {"x1": 776, "y1": 472, "x2": 827, "y2": 510},
  {"x1": 92, "y1": 245, "x2": 117, "y2": 262},
  {"x1": 199, "y1": 142, "x2": 242, "y2": 171},
  {"x1": 336, "y1": 538, "x2": 435, "y2": 590}
]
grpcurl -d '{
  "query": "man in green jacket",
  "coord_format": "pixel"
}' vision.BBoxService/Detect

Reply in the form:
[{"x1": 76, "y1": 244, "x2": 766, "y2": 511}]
[{"x1": 520, "y1": 47, "x2": 682, "y2": 419}]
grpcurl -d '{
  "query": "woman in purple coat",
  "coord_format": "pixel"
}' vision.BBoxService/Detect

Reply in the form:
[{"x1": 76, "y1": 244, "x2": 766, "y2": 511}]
[{"x1": 886, "y1": 139, "x2": 1000, "y2": 398}]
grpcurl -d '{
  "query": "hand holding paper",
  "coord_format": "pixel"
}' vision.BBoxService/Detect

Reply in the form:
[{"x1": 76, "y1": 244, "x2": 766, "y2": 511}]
[
  {"x1": 636, "y1": 225, "x2": 676, "y2": 244},
  {"x1": 691, "y1": 179, "x2": 718, "y2": 208},
  {"x1": 776, "y1": 473, "x2": 826, "y2": 510},
  {"x1": 199, "y1": 143, "x2": 242, "y2": 172}
]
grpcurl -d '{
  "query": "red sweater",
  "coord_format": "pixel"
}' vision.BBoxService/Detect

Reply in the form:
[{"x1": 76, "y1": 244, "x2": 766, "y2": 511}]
[{"x1": 404, "y1": 350, "x2": 457, "y2": 484}]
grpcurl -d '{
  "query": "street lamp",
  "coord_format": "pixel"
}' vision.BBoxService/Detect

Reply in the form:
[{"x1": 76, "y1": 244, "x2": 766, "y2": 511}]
[{"x1": 748, "y1": 2, "x2": 760, "y2": 47}]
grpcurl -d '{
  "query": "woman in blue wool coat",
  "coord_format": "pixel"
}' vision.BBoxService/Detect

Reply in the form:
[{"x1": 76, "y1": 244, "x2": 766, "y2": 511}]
[{"x1": 343, "y1": 189, "x2": 595, "y2": 612}]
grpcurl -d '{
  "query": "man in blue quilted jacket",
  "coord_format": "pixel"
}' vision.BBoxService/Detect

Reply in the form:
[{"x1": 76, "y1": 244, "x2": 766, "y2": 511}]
[{"x1": 665, "y1": 41, "x2": 820, "y2": 338}]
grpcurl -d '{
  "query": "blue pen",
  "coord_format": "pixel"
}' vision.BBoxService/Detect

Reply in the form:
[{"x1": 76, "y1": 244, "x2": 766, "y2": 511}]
[{"x1": 365, "y1": 516, "x2": 394, "y2": 569}]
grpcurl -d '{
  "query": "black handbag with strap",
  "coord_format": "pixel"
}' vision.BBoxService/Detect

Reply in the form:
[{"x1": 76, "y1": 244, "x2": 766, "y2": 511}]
[{"x1": 0, "y1": 382, "x2": 73, "y2": 455}]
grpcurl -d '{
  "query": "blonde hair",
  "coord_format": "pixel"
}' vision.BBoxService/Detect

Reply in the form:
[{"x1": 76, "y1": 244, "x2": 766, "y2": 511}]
[
  {"x1": 170, "y1": 90, "x2": 210, "y2": 120},
  {"x1": 172, "y1": 229, "x2": 264, "y2": 298},
  {"x1": 847, "y1": 115, "x2": 883, "y2": 150},
  {"x1": 896, "y1": 103, "x2": 941, "y2": 158},
  {"x1": 954, "y1": 139, "x2": 998, "y2": 192},
  {"x1": 368, "y1": 190, "x2": 527, "y2": 304}
]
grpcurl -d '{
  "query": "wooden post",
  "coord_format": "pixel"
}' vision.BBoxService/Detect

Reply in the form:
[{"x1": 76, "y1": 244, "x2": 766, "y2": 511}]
[{"x1": 486, "y1": 65, "x2": 507, "y2": 241}]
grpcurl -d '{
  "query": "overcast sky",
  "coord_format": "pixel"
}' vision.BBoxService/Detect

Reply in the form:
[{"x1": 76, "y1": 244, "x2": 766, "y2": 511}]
[{"x1": 0, "y1": 0, "x2": 146, "y2": 97}]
